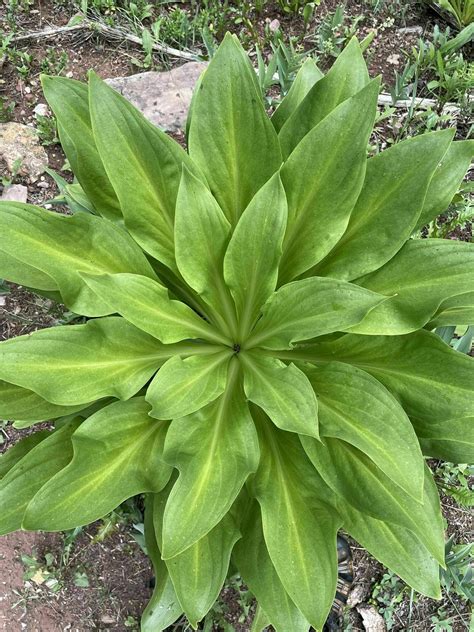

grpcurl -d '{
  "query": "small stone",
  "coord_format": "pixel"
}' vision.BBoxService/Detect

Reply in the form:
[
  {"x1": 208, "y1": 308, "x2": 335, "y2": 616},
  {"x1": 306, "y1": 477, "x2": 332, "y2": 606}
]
[
  {"x1": 66, "y1": 71, "x2": 73, "y2": 78},
  {"x1": 24, "y1": 86, "x2": 31, "y2": 94},
  {"x1": 1, "y1": 183, "x2": 28, "y2": 203},
  {"x1": 356, "y1": 604, "x2": 387, "y2": 631},
  {"x1": 269, "y1": 18, "x2": 280, "y2": 32},
  {"x1": 100, "y1": 615, "x2": 116, "y2": 624},
  {"x1": 387, "y1": 54, "x2": 400, "y2": 65},
  {"x1": 0, "y1": 296, "x2": 6, "y2": 307},
  {"x1": 0, "y1": 122, "x2": 48, "y2": 181},
  {"x1": 106, "y1": 61, "x2": 207, "y2": 133},
  {"x1": 33, "y1": 103, "x2": 49, "y2": 117},
  {"x1": 37, "y1": 181, "x2": 50, "y2": 189}
]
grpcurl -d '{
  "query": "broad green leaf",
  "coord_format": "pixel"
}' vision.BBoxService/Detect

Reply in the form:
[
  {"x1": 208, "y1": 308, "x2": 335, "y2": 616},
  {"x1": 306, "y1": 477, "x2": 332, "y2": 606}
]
[
  {"x1": 81, "y1": 272, "x2": 227, "y2": 345},
  {"x1": 351, "y1": 239, "x2": 474, "y2": 334},
  {"x1": 166, "y1": 513, "x2": 240, "y2": 626},
  {"x1": 23, "y1": 398, "x2": 172, "y2": 531},
  {"x1": 0, "y1": 203, "x2": 156, "y2": 316},
  {"x1": 0, "y1": 248, "x2": 57, "y2": 293},
  {"x1": 147, "y1": 352, "x2": 232, "y2": 420},
  {"x1": 41, "y1": 75, "x2": 122, "y2": 221},
  {"x1": 174, "y1": 166, "x2": 235, "y2": 335},
  {"x1": 0, "y1": 430, "x2": 49, "y2": 480},
  {"x1": 415, "y1": 417, "x2": 474, "y2": 463},
  {"x1": 142, "y1": 494, "x2": 182, "y2": 632},
  {"x1": 304, "y1": 329, "x2": 474, "y2": 426},
  {"x1": 0, "y1": 381, "x2": 87, "y2": 423},
  {"x1": 233, "y1": 503, "x2": 310, "y2": 632},
  {"x1": 271, "y1": 58, "x2": 323, "y2": 133},
  {"x1": 188, "y1": 33, "x2": 282, "y2": 225},
  {"x1": 428, "y1": 291, "x2": 474, "y2": 327},
  {"x1": 89, "y1": 72, "x2": 202, "y2": 270},
  {"x1": 251, "y1": 411, "x2": 340, "y2": 630},
  {"x1": 161, "y1": 360, "x2": 259, "y2": 558},
  {"x1": 224, "y1": 173, "x2": 288, "y2": 340},
  {"x1": 302, "y1": 437, "x2": 445, "y2": 563},
  {"x1": 279, "y1": 37, "x2": 369, "y2": 158},
  {"x1": 305, "y1": 362, "x2": 424, "y2": 500},
  {"x1": 315, "y1": 130, "x2": 454, "y2": 281},
  {"x1": 0, "y1": 420, "x2": 80, "y2": 534},
  {"x1": 0, "y1": 317, "x2": 172, "y2": 406},
  {"x1": 415, "y1": 139, "x2": 474, "y2": 230},
  {"x1": 241, "y1": 353, "x2": 318, "y2": 438},
  {"x1": 247, "y1": 276, "x2": 386, "y2": 350},
  {"x1": 279, "y1": 79, "x2": 380, "y2": 282}
]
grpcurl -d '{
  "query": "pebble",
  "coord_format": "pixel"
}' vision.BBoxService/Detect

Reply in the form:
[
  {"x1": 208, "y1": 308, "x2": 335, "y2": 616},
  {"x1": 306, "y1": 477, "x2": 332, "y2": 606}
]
[{"x1": 33, "y1": 103, "x2": 49, "y2": 117}]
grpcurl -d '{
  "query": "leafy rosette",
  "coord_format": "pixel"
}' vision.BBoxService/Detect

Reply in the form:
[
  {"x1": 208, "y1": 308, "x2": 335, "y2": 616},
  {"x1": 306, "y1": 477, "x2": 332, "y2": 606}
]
[{"x1": 0, "y1": 34, "x2": 473, "y2": 632}]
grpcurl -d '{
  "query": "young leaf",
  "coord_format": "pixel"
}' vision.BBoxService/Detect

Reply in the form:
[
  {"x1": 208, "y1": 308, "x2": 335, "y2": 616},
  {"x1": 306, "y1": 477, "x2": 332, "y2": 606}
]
[
  {"x1": 188, "y1": 33, "x2": 282, "y2": 225},
  {"x1": 279, "y1": 79, "x2": 380, "y2": 282},
  {"x1": 0, "y1": 203, "x2": 156, "y2": 316},
  {"x1": 315, "y1": 130, "x2": 454, "y2": 280},
  {"x1": 224, "y1": 173, "x2": 288, "y2": 339},
  {"x1": 247, "y1": 277, "x2": 386, "y2": 349},
  {"x1": 41, "y1": 75, "x2": 122, "y2": 222},
  {"x1": 233, "y1": 503, "x2": 310, "y2": 632},
  {"x1": 302, "y1": 437, "x2": 445, "y2": 563},
  {"x1": 174, "y1": 166, "x2": 235, "y2": 334},
  {"x1": 306, "y1": 362, "x2": 424, "y2": 500},
  {"x1": 279, "y1": 37, "x2": 369, "y2": 158},
  {"x1": 351, "y1": 239, "x2": 474, "y2": 334},
  {"x1": 241, "y1": 353, "x2": 318, "y2": 438},
  {"x1": 23, "y1": 399, "x2": 172, "y2": 531},
  {"x1": 81, "y1": 273, "x2": 227, "y2": 345},
  {"x1": 251, "y1": 412, "x2": 340, "y2": 630},
  {"x1": 147, "y1": 352, "x2": 232, "y2": 420},
  {"x1": 89, "y1": 72, "x2": 202, "y2": 271},
  {"x1": 271, "y1": 58, "x2": 323, "y2": 133},
  {"x1": 161, "y1": 360, "x2": 259, "y2": 558},
  {"x1": 0, "y1": 317, "x2": 171, "y2": 406},
  {"x1": 0, "y1": 420, "x2": 80, "y2": 534}
]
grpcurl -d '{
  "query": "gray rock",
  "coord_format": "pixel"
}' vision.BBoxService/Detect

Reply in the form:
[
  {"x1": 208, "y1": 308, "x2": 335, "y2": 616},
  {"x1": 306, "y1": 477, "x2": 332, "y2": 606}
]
[
  {"x1": 0, "y1": 183, "x2": 28, "y2": 203},
  {"x1": 33, "y1": 103, "x2": 49, "y2": 117},
  {"x1": 0, "y1": 122, "x2": 48, "y2": 181},
  {"x1": 106, "y1": 61, "x2": 207, "y2": 133}
]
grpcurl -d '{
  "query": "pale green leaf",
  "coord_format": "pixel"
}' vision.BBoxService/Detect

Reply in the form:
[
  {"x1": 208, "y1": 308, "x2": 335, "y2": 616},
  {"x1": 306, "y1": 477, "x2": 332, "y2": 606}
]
[
  {"x1": 305, "y1": 362, "x2": 424, "y2": 500},
  {"x1": 351, "y1": 239, "x2": 474, "y2": 334},
  {"x1": 174, "y1": 166, "x2": 235, "y2": 335},
  {"x1": 161, "y1": 360, "x2": 259, "y2": 558},
  {"x1": 233, "y1": 502, "x2": 310, "y2": 632},
  {"x1": 224, "y1": 173, "x2": 288, "y2": 340},
  {"x1": 81, "y1": 273, "x2": 227, "y2": 345},
  {"x1": 0, "y1": 248, "x2": 57, "y2": 293},
  {"x1": 0, "y1": 430, "x2": 50, "y2": 480},
  {"x1": 247, "y1": 276, "x2": 386, "y2": 350},
  {"x1": 241, "y1": 353, "x2": 318, "y2": 438},
  {"x1": 279, "y1": 37, "x2": 369, "y2": 158},
  {"x1": 89, "y1": 72, "x2": 202, "y2": 270},
  {"x1": 304, "y1": 329, "x2": 474, "y2": 427},
  {"x1": 0, "y1": 381, "x2": 87, "y2": 423},
  {"x1": 41, "y1": 75, "x2": 122, "y2": 221},
  {"x1": 23, "y1": 398, "x2": 172, "y2": 531},
  {"x1": 315, "y1": 130, "x2": 454, "y2": 281},
  {"x1": 251, "y1": 411, "x2": 340, "y2": 630},
  {"x1": 415, "y1": 139, "x2": 474, "y2": 230},
  {"x1": 0, "y1": 420, "x2": 80, "y2": 535},
  {"x1": 147, "y1": 352, "x2": 232, "y2": 420},
  {"x1": 415, "y1": 416, "x2": 474, "y2": 463},
  {"x1": 428, "y1": 291, "x2": 474, "y2": 327},
  {"x1": 142, "y1": 494, "x2": 182, "y2": 632},
  {"x1": 302, "y1": 437, "x2": 445, "y2": 563},
  {"x1": 271, "y1": 58, "x2": 323, "y2": 133},
  {"x1": 279, "y1": 79, "x2": 380, "y2": 282},
  {"x1": 0, "y1": 317, "x2": 172, "y2": 406},
  {"x1": 0, "y1": 203, "x2": 156, "y2": 316},
  {"x1": 188, "y1": 33, "x2": 282, "y2": 225}
]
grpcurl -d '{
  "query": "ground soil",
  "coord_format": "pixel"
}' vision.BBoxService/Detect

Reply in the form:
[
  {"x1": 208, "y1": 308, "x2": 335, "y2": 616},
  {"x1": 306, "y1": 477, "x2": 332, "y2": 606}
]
[{"x1": 0, "y1": 1, "x2": 472, "y2": 631}]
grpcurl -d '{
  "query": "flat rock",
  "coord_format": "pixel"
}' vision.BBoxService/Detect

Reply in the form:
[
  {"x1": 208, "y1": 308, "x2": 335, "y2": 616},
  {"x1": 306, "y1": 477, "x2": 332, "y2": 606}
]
[
  {"x1": 106, "y1": 61, "x2": 207, "y2": 133},
  {"x1": 356, "y1": 604, "x2": 387, "y2": 632},
  {"x1": 1, "y1": 183, "x2": 28, "y2": 203},
  {"x1": 0, "y1": 122, "x2": 48, "y2": 181}
]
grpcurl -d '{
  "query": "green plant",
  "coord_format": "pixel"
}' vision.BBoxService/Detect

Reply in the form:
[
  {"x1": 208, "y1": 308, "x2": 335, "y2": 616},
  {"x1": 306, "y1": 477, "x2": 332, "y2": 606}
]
[
  {"x1": 35, "y1": 113, "x2": 60, "y2": 146},
  {"x1": 427, "y1": 0, "x2": 474, "y2": 27},
  {"x1": 440, "y1": 537, "x2": 474, "y2": 603},
  {"x1": 313, "y1": 5, "x2": 364, "y2": 59},
  {"x1": 0, "y1": 35, "x2": 473, "y2": 631},
  {"x1": 370, "y1": 571, "x2": 410, "y2": 629}
]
